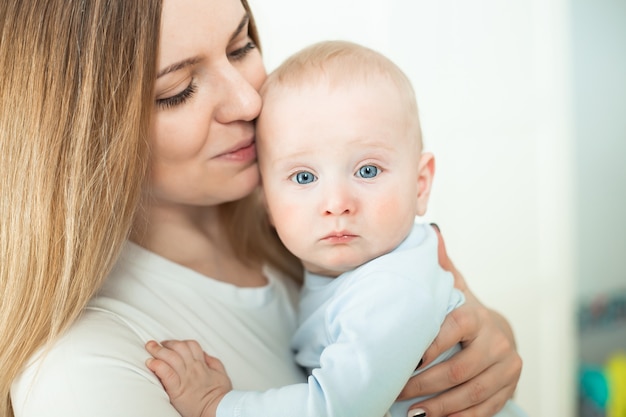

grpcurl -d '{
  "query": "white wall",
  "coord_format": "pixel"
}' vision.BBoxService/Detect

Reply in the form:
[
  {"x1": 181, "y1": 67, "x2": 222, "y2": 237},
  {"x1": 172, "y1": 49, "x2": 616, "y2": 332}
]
[
  {"x1": 570, "y1": 0, "x2": 626, "y2": 390},
  {"x1": 250, "y1": 1, "x2": 578, "y2": 415},
  {"x1": 571, "y1": 0, "x2": 626, "y2": 301}
]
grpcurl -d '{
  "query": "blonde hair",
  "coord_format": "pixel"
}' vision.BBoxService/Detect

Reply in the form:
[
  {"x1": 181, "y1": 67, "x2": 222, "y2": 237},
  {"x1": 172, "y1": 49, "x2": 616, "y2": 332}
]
[
  {"x1": 0, "y1": 2, "x2": 300, "y2": 414},
  {"x1": 0, "y1": 1, "x2": 160, "y2": 415},
  {"x1": 261, "y1": 40, "x2": 421, "y2": 143}
]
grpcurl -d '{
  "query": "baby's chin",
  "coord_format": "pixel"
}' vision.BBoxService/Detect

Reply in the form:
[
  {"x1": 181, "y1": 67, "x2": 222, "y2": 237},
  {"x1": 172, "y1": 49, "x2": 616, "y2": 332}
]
[
  {"x1": 302, "y1": 260, "x2": 365, "y2": 278},
  {"x1": 301, "y1": 245, "x2": 394, "y2": 277}
]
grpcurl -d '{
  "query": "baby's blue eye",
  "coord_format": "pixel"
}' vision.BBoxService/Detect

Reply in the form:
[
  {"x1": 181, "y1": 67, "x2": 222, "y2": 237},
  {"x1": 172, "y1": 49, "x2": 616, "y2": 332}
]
[
  {"x1": 357, "y1": 165, "x2": 379, "y2": 179},
  {"x1": 291, "y1": 171, "x2": 317, "y2": 184}
]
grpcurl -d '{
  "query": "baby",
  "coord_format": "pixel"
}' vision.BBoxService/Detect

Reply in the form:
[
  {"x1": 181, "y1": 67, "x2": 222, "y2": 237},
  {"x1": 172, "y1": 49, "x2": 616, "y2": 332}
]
[{"x1": 146, "y1": 40, "x2": 526, "y2": 417}]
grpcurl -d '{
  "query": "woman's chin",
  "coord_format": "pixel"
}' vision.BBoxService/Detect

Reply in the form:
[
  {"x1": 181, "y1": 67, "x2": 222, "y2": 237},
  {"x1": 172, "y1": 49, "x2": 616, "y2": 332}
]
[{"x1": 222, "y1": 166, "x2": 261, "y2": 202}]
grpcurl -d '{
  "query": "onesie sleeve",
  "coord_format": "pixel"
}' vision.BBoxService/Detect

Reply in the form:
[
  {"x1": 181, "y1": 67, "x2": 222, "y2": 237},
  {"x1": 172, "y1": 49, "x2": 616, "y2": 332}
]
[
  {"x1": 11, "y1": 309, "x2": 180, "y2": 417},
  {"x1": 313, "y1": 269, "x2": 448, "y2": 416},
  {"x1": 218, "y1": 255, "x2": 453, "y2": 417}
]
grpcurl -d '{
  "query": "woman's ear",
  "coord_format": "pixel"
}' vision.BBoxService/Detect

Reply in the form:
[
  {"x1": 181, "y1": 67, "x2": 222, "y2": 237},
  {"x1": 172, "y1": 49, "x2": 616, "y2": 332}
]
[{"x1": 416, "y1": 152, "x2": 435, "y2": 216}]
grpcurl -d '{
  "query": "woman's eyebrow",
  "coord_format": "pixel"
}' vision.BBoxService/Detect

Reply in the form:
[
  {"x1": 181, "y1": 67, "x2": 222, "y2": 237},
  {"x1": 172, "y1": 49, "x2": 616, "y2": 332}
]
[
  {"x1": 230, "y1": 13, "x2": 250, "y2": 42},
  {"x1": 156, "y1": 14, "x2": 250, "y2": 79},
  {"x1": 157, "y1": 56, "x2": 202, "y2": 78}
]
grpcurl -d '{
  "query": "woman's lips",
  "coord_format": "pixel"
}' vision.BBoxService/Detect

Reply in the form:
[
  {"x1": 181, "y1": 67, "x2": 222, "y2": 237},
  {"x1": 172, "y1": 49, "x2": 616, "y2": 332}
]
[{"x1": 217, "y1": 140, "x2": 256, "y2": 161}]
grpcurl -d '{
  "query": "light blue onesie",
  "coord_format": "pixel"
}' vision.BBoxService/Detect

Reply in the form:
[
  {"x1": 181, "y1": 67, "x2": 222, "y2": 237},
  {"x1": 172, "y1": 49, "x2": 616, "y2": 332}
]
[{"x1": 218, "y1": 223, "x2": 527, "y2": 417}]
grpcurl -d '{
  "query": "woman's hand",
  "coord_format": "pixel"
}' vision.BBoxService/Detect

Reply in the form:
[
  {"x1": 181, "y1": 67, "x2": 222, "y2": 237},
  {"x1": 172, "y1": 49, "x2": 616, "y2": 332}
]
[{"x1": 398, "y1": 224, "x2": 522, "y2": 417}]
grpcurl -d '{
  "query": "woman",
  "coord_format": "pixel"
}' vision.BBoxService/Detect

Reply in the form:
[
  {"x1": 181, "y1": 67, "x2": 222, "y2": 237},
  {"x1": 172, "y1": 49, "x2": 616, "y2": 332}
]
[{"x1": 0, "y1": 1, "x2": 521, "y2": 416}]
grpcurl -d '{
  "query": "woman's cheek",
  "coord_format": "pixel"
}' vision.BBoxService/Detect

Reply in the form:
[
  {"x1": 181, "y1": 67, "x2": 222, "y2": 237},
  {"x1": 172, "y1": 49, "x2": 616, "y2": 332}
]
[
  {"x1": 151, "y1": 111, "x2": 207, "y2": 161},
  {"x1": 245, "y1": 50, "x2": 267, "y2": 92}
]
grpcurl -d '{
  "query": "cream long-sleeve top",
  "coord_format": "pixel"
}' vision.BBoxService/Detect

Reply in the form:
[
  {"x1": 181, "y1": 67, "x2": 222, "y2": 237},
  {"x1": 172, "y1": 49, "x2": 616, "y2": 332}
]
[{"x1": 11, "y1": 242, "x2": 306, "y2": 417}]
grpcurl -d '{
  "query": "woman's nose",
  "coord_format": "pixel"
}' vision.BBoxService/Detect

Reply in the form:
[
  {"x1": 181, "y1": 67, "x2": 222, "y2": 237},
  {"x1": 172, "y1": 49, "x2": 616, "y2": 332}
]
[{"x1": 214, "y1": 64, "x2": 262, "y2": 123}]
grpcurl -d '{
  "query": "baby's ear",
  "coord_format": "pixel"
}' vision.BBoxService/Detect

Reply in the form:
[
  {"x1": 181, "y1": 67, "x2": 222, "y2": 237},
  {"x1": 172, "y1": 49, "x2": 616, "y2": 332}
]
[{"x1": 416, "y1": 152, "x2": 435, "y2": 216}]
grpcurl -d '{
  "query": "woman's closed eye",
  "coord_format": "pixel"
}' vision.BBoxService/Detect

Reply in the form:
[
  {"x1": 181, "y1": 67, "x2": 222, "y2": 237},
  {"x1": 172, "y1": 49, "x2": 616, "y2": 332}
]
[
  {"x1": 156, "y1": 82, "x2": 197, "y2": 110},
  {"x1": 228, "y1": 41, "x2": 256, "y2": 61}
]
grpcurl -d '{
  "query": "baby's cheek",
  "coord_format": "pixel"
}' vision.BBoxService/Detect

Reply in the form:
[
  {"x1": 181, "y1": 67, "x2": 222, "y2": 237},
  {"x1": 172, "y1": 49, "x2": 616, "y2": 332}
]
[
  {"x1": 270, "y1": 203, "x2": 305, "y2": 253},
  {"x1": 375, "y1": 194, "x2": 402, "y2": 217},
  {"x1": 374, "y1": 194, "x2": 417, "y2": 233}
]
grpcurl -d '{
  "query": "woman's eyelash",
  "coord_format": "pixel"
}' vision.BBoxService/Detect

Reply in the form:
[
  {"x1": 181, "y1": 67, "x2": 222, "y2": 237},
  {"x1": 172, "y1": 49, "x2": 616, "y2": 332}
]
[
  {"x1": 154, "y1": 41, "x2": 255, "y2": 109},
  {"x1": 229, "y1": 41, "x2": 256, "y2": 61},
  {"x1": 156, "y1": 82, "x2": 197, "y2": 109}
]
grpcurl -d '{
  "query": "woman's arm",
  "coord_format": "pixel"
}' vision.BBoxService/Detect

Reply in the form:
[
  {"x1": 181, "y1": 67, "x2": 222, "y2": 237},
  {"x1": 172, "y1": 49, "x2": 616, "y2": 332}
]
[{"x1": 397, "y1": 224, "x2": 522, "y2": 417}]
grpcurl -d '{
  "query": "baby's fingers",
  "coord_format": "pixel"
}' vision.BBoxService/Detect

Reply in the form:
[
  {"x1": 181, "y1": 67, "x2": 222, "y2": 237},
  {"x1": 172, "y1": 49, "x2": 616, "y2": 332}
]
[
  {"x1": 162, "y1": 339, "x2": 206, "y2": 362},
  {"x1": 146, "y1": 341, "x2": 187, "y2": 369},
  {"x1": 145, "y1": 355, "x2": 182, "y2": 395},
  {"x1": 204, "y1": 352, "x2": 227, "y2": 373}
]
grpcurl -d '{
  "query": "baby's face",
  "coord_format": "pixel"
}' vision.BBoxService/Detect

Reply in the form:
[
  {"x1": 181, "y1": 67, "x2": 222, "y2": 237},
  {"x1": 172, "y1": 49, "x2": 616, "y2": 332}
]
[{"x1": 257, "y1": 78, "x2": 423, "y2": 276}]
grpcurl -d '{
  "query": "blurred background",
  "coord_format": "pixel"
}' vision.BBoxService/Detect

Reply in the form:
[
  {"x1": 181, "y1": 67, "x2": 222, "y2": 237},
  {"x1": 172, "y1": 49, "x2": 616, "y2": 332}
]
[{"x1": 249, "y1": 0, "x2": 626, "y2": 416}]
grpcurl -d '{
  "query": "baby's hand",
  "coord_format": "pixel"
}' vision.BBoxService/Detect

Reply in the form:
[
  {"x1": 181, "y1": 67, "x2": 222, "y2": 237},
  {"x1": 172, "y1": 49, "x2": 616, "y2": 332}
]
[{"x1": 146, "y1": 340, "x2": 232, "y2": 417}]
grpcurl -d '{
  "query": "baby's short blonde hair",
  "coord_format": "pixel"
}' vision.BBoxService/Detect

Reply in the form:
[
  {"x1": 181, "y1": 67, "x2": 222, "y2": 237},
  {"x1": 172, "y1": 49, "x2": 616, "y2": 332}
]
[{"x1": 261, "y1": 40, "x2": 422, "y2": 147}]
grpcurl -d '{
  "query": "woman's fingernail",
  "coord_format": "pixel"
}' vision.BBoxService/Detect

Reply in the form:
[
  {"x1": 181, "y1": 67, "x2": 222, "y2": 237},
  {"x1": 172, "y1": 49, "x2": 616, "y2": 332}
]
[
  {"x1": 430, "y1": 223, "x2": 440, "y2": 232},
  {"x1": 408, "y1": 408, "x2": 426, "y2": 417}
]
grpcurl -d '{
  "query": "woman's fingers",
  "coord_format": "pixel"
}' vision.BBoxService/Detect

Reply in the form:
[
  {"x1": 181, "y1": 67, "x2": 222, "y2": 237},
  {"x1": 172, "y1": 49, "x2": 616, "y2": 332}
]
[
  {"x1": 421, "y1": 302, "x2": 483, "y2": 370},
  {"x1": 405, "y1": 345, "x2": 520, "y2": 416},
  {"x1": 408, "y1": 383, "x2": 515, "y2": 417},
  {"x1": 401, "y1": 316, "x2": 522, "y2": 416},
  {"x1": 431, "y1": 224, "x2": 454, "y2": 272},
  {"x1": 431, "y1": 223, "x2": 470, "y2": 296},
  {"x1": 414, "y1": 224, "x2": 523, "y2": 416},
  {"x1": 399, "y1": 342, "x2": 483, "y2": 400}
]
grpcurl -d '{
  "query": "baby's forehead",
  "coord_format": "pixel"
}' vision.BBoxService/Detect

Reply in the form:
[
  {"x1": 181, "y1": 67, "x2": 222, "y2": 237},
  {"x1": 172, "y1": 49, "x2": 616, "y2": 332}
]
[
  {"x1": 259, "y1": 76, "x2": 411, "y2": 125},
  {"x1": 260, "y1": 78, "x2": 420, "y2": 132}
]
